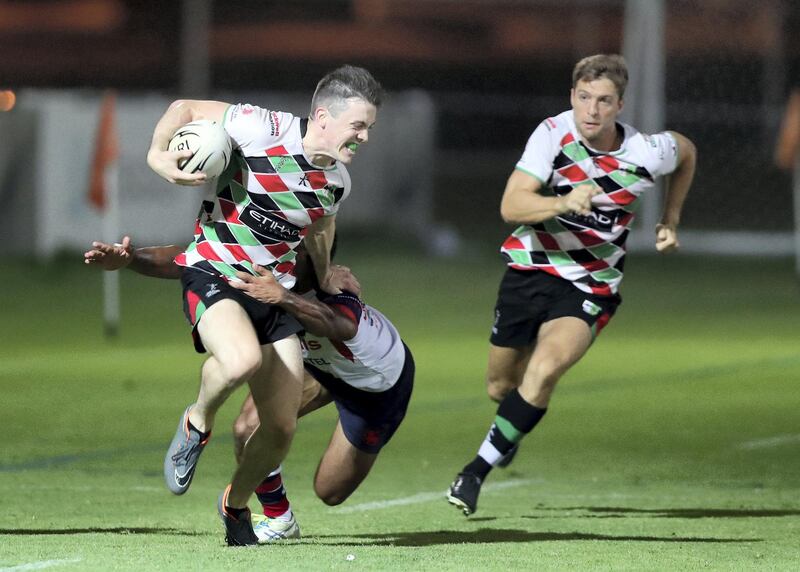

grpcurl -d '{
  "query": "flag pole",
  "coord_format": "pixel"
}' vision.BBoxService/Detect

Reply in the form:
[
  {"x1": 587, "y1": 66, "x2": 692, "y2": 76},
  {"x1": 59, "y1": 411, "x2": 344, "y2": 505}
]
[
  {"x1": 89, "y1": 90, "x2": 121, "y2": 337},
  {"x1": 102, "y1": 158, "x2": 121, "y2": 337}
]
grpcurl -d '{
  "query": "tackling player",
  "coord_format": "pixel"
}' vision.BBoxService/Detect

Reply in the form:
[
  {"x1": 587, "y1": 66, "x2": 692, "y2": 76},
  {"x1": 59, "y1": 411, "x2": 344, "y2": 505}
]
[{"x1": 84, "y1": 238, "x2": 414, "y2": 544}]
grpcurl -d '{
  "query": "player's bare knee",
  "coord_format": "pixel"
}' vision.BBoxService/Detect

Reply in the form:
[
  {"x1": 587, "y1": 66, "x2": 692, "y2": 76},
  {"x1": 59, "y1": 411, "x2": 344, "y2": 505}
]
[
  {"x1": 486, "y1": 381, "x2": 514, "y2": 402},
  {"x1": 219, "y1": 351, "x2": 262, "y2": 387},
  {"x1": 317, "y1": 487, "x2": 347, "y2": 506},
  {"x1": 486, "y1": 374, "x2": 516, "y2": 402},
  {"x1": 232, "y1": 414, "x2": 256, "y2": 447},
  {"x1": 314, "y1": 481, "x2": 351, "y2": 506}
]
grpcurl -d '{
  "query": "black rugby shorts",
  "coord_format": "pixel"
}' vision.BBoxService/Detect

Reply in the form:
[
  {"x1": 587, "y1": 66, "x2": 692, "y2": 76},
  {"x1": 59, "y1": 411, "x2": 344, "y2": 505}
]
[
  {"x1": 490, "y1": 268, "x2": 621, "y2": 347},
  {"x1": 304, "y1": 343, "x2": 415, "y2": 454},
  {"x1": 180, "y1": 268, "x2": 302, "y2": 353}
]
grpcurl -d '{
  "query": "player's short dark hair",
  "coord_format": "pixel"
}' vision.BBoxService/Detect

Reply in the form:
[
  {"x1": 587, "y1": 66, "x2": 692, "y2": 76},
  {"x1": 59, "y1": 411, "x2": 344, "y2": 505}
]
[
  {"x1": 572, "y1": 54, "x2": 629, "y2": 99},
  {"x1": 310, "y1": 65, "x2": 384, "y2": 117}
]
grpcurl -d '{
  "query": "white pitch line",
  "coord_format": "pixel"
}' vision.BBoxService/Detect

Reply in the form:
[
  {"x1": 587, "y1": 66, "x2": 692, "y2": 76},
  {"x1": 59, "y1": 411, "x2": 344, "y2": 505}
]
[
  {"x1": 737, "y1": 434, "x2": 800, "y2": 450},
  {"x1": 335, "y1": 478, "x2": 539, "y2": 514},
  {"x1": 0, "y1": 558, "x2": 82, "y2": 572}
]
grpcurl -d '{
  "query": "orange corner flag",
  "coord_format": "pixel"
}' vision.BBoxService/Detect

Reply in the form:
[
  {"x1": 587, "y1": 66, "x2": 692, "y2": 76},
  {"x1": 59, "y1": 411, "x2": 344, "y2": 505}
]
[
  {"x1": 775, "y1": 90, "x2": 800, "y2": 171},
  {"x1": 88, "y1": 91, "x2": 119, "y2": 210}
]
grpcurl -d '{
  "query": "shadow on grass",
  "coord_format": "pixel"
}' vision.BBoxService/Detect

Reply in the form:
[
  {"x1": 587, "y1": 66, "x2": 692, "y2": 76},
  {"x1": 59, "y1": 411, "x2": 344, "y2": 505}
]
[
  {"x1": 310, "y1": 528, "x2": 757, "y2": 546},
  {"x1": 526, "y1": 507, "x2": 800, "y2": 519},
  {"x1": 0, "y1": 527, "x2": 206, "y2": 536}
]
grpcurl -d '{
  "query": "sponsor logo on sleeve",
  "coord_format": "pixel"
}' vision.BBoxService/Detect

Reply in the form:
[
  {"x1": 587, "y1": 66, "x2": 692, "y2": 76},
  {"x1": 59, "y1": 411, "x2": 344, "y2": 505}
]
[{"x1": 269, "y1": 111, "x2": 280, "y2": 136}]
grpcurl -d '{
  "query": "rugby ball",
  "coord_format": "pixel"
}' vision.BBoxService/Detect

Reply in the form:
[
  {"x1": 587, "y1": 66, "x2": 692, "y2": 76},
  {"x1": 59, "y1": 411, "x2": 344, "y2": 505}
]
[{"x1": 168, "y1": 119, "x2": 232, "y2": 180}]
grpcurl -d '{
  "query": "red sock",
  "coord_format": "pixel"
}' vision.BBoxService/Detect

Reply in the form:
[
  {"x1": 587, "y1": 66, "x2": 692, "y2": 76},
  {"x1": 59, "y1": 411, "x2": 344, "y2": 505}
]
[{"x1": 255, "y1": 468, "x2": 290, "y2": 517}]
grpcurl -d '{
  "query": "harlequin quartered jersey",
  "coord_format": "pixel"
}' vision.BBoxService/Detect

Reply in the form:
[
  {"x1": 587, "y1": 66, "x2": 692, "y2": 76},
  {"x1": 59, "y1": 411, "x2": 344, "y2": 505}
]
[
  {"x1": 174, "y1": 104, "x2": 351, "y2": 289},
  {"x1": 501, "y1": 110, "x2": 679, "y2": 296},
  {"x1": 301, "y1": 292, "x2": 406, "y2": 393}
]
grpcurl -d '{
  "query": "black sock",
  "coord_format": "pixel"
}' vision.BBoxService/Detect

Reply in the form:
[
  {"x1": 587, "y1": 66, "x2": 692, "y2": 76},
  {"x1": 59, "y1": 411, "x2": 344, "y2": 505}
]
[
  {"x1": 463, "y1": 456, "x2": 491, "y2": 479},
  {"x1": 188, "y1": 419, "x2": 211, "y2": 441},
  {"x1": 224, "y1": 505, "x2": 249, "y2": 520},
  {"x1": 496, "y1": 389, "x2": 547, "y2": 434},
  {"x1": 462, "y1": 389, "x2": 547, "y2": 480}
]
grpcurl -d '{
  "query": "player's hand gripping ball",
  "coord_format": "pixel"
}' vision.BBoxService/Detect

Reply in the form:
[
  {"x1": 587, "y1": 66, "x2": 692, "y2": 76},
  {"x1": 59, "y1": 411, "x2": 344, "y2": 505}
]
[{"x1": 168, "y1": 119, "x2": 232, "y2": 180}]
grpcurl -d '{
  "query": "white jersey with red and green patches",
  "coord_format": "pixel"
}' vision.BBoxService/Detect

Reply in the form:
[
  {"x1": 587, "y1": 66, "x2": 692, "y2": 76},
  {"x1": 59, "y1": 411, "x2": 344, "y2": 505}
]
[
  {"x1": 502, "y1": 110, "x2": 678, "y2": 296},
  {"x1": 301, "y1": 292, "x2": 406, "y2": 393},
  {"x1": 174, "y1": 104, "x2": 351, "y2": 289}
]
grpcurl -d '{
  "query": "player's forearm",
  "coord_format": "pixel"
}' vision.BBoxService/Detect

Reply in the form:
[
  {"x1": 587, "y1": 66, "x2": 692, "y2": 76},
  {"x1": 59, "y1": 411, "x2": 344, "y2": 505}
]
[
  {"x1": 660, "y1": 137, "x2": 697, "y2": 227},
  {"x1": 305, "y1": 216, "x2": 336, "y2": 288},
  {"x1": 501, "y1": 193, "x2": 567, "y2": 225},
  {"x1": 129, "y1": 246, "x2": 184, "y2": 279},
  {"x1": 278, "y1": 291, "x2": 354, "y2": 340}
]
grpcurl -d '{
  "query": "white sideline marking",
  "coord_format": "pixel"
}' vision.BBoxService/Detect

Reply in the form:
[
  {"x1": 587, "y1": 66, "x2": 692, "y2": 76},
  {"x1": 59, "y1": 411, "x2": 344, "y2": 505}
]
[
  {"x1": 0, "y1": 559, "x2": 82, "y2": 572},
  {"x1": 737, "y1": 434, "x2": 800, "y2": 450},
  {"x1": 335, "y1": 478, "x2": 538, "y2": 514}
]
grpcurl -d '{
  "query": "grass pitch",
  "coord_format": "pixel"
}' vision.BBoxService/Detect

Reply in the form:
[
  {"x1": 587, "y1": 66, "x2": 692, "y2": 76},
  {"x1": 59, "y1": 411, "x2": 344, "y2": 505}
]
[{"x1": 1, "y1": 243, "x2": 799, "y2": 571}]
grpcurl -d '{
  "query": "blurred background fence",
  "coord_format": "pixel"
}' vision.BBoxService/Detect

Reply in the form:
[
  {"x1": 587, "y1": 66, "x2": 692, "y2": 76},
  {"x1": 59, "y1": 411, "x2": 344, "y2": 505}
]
[{"x1": 0, "y1": 0, "x2": 798, "y2": 258}]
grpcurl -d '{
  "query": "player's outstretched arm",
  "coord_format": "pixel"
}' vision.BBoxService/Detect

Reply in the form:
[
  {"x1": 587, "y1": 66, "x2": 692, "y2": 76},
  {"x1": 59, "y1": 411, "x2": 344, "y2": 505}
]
[
  {"x1": 147, "y1": 99, "x2": 229, "y2": 186},
  {"x1": 500, "y1": 169, "x2": 600, "y2": 225},
  {"x1": 656, "y1": 131, "x2": 697, "y2": 254},
  {"x1": 127, "y1": 245, "x2": 185, "y2": 278},
  {"x1": 84, "y1": 237, "x2": 184, "y2": 279},
  {"x1": 231, "y1": 266, "x2": 358, "y2": 341}
]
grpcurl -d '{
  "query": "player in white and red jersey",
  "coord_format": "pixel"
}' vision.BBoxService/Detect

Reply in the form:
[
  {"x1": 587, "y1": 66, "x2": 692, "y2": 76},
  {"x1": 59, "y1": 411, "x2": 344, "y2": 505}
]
[
  {"x1": 84, "y1": 237, "x2": 414, "y2": 544},
  {"x1": 145, "y1": 65, "x2": 384, "y2": 545},
  {"x1": 502, "y1": 110, "x2": 680, "y2": 297},
  {"x1": 447, "y1": 54, "x2": 697, "y2": 516}
]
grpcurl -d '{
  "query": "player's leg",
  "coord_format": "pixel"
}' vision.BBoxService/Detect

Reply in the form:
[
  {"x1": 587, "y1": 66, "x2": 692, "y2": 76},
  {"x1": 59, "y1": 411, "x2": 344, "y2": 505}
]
[
  {"x1": 232, "y1": 393, "x2": 260, "y2": 464},
  {"x1": 484, "y1": 268, "x2": 539, "y2": 404},
  {"x1": 313, "y1": 421, "x2": 378, "y2": 506},
  {"x1": 225, "y1": 335, "x2": 304, "y2": 508},
  {"x1": 484, "y1": 343, "x2": 533, "y2": 467},
  {"x1": 486, "y1": 344, "x2": 534, "y2": 402},
  {"x1": 192, "y1": 299, "x2": 264, "y2": 432},
  {"x1": 476, "y1": 268, "x2": 540, "y2": 470},
  {"x1": 227, "y1": 371, "x2": 333, "y2": 542},
  {"x1": 232, "y1": 372, "x2": 333, "y2": 463},
  {"x1": 227, "y1": 371, "x2": 329, "y2": 543},
  {"x1": 299, "y1": 375, "x2": 334, "y2": 417},
  {"x1": 218, "y1": 336, "x2": 304, "y2": 546},
  {"x1": 310, "y1": 344, "x2": 415, "y2": 505},
  {"x1": 449, "y1": 318, "x2": 592, "y2": 515},
  {"x1": 165, "y1": 299, "x2": 262, "y2": 496},
  {"x1": 517, "y1": 316, "x2": 593, "y2": 406},
  {"x1": 250, "y1": 463, "x2": 301, "y2": 542},
  {"x1": 229, "y1": 392, "x2": 295, "y2": 539}
]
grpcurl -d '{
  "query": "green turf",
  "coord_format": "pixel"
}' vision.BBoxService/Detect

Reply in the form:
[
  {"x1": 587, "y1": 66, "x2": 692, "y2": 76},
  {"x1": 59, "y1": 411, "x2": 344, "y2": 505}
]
[{"x1": 1, "y1": 246, "x2": 799, "y2": 571}]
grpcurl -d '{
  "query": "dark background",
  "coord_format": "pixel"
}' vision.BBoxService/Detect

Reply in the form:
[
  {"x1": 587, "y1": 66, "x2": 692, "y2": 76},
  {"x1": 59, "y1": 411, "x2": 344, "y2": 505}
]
[{"x1": 2, "y1": 0, "x2": 798, "y2": 236}]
